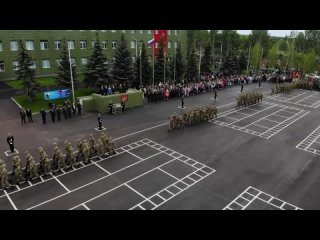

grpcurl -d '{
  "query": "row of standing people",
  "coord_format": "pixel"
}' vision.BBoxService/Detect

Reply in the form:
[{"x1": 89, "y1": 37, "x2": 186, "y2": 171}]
[{"x1": 40, "y1": 100, "x2": 82, "y2": 124}]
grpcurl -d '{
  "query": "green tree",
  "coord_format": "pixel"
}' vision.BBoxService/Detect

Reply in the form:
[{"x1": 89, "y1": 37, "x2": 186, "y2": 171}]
[
  {"x1": 238, "y1": 51, "x2": 247, "y2": 72},
  {"x1": 154, "y1": 38, "x2": 165, "y2": 83},
  {"x1": 303, "y1": 50, "x2": 317, "y2": 73},
  {"x1": 134, "y1": 42, "x2": 151, "y2": 88},
  {"x1": 201, "y1": 42, "x2": 212, "y2": 73},
  {"x1": 175, "y1": 42, "x2": 185, "y2": 82},
  {"x1": 15, "y1": 40, "x2": 39, "y2": 103},
  {"x1": 250, "y1": 42, "x2": 262, "y2": 69},
  {"x1": 111, "y1": 34, "x2": 134, "y2": 87},
  {"x1": 84, "y1": 34, "x2": 109, "y2": 89},
  {"x1": 186, "y1": 44, "x2": 198, "y2": 81},
  {"x1": 56, "y1": 39, "x2": 77, "y2": 88},
  {"x1": 248, "y1": 30, "x2": 270, "y2": 48},
  {"x1": 267, "y1": 44, "x2": 279, "y2": 69}
]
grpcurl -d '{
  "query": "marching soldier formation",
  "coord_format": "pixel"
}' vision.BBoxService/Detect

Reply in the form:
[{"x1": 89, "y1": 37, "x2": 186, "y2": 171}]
[
  {"x1": 271, "y1": 80, "x2": 315, "y2": 95},
  {"x1": 168, "y1": 105, "x2": 218, "y2": 132},
  {"x1": 236, "y1": 91, "x2": 263, "y2": 108},
  {"x1": 0, "y1": 132, "x2": 117, "y2": 189}
]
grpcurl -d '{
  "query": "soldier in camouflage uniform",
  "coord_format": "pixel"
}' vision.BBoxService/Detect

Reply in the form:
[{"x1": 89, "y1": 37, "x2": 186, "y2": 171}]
[
  {"x1": 65, "y1": 142, "x2": 76, "y2": 168},
  {"x1": 39, "y1": 147, "x2": 50, "y2": 175},
  {"x1": 56, "y1": 149, "x2": 66, "y2": 171},
  {"x1": 107, "y1": 137, "x2": 116, "y2": 155},
  {"x1": 12, "y1": 155, "x2": 24, "y2": 183},
  {"x1": 82, "y1": 139, "x2": 91, "y2": 164},
  {"x1": 97, "y1": 139, "x2": 105, "y2": 158},
  {"x1": 52, "y1": 143, "x2": 59, "y2": 169},
  {"x1": 76, "y1": 139, "x2": 84, "y2": 162},
  {"x1": 0, "y1": 159, "x2": 10, "y2": 189},
  {"x1": 89, "y1": 134, "x2": 97, "y2": 157},
  {"x1": 25, "y1": 152, "x2": 38, "y2": 180}
]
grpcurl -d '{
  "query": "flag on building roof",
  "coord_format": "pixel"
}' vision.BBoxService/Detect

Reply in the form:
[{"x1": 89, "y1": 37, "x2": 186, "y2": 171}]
[{"x1": 148, "y1": 38, "x2": 155, "y2": 46}]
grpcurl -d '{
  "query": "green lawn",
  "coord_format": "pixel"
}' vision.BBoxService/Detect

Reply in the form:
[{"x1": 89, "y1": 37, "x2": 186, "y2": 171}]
[
  {"x1": 13, "y1": 88, "x2": 95, "y2": 113},
  {"x1": 5, "y1": 74, "x2": 85, "y2": 89}
]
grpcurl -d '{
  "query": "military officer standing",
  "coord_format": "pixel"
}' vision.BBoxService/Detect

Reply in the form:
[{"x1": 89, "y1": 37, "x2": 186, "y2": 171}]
[
  {"x1": 7, "y1": 133, "x2": 15, "y2": 154},
  {"x1": 98, "y1": 114, "x2": 102, "y2": 130}
]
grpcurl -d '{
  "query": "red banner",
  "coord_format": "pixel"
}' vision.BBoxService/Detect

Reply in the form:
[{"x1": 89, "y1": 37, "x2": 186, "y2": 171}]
[
  {"x1": 154, "y1": 30, "x2": 168, "y2": 57},
  {"x1": 121, "y1": 94, "x2": 128, "y2": 103}
]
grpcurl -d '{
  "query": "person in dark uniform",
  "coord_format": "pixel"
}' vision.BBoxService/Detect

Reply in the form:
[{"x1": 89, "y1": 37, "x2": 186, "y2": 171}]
[
  {"x1": 50, "y1": 107, "x2": 56, "y2": 123},
  {"x1": 77, "y1": 101, "x2": 82, "y2": 116},
  {"x1": 20, "y1": 108, "x2": 26, "y2": 125},
  {"x1": 241, "y1": 79, "x2": 244, "y2": 93},
  {"x1": 214, "y1": 85, "x2": 218, "y2": 100},
  {"x1": 98, "y1": 114, "x2": 102, "y2": 130},
  {"x1": 62, "y1": 105, "x2": 68, "y2": 120},
  {"x1": 40, "y1": 109, "x2": 47, "y2": 124},
  {"x1": 109, "y1": 101, "x2": 113, "y2": 114},
  {"x1": 72, "y1": 102, "x2": 76, "y2": 116},
  {"x1": 181, "y1": 95, "x2": 185, "y2": 108},
  {"x1": 26, "y1": 108, "x2": 33, "y2": 123},
  {"x1": 67, "y1": 103, "x2": 72, "y2": 118},
  {"x1": 56, "y1": 106, "x2": 62, "y2": 121},
  {"x1": 258, "y1": 77, "x2": 261, "y2": 88},
  {"x1": 121, "y1": 100, "x2": 125, "y2": 112},
  {"x1": 7, "y1": 133, "x2": 14, "y2": 153}
]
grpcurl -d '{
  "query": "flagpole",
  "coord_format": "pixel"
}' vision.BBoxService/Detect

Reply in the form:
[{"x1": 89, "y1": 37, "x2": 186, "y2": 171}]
[
  {"x1": 153, "y1": 44, "x2": 154, "y2": 88},
  {"x1": 174, "y1": 44, "x2": 176, "y2": 82},
  {"x1": 164, "y1": 50, "x2": 166, "y2": 84}
]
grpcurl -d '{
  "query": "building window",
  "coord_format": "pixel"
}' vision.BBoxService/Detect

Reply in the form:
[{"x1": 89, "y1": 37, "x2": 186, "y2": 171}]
[
  {"x1": 80, "y1": 40, "x2": 87, "y2": 49},
  {"x1": 31, "y1": 60, "x2": 36, "y2": 69},
  {"x1": 56, "y1": 59, "x2": 62, "y2": 65},
  {"x1": 112, "y1": 41, "x2": 117, "y2": 49},
  {"x1": 155, "y1": 42, "x2": 158, "y2": 48},
  {"x1": 130, "y1": 30, "x2": 135, "y2": 34},
  {"x1": 26, "y1": 41, "x2": 34, "y2": 50},
  {"x1": 71, "y1": 58, "x2": 76, "y2": 66},
  {"x1": 68, "y1": 40, "x2": 75, "y2": 49},
  {"x1": 0, "y1": 61, "x2": 5, "y2": 72},
  {"x1": 174, "y1": 30, "x2": 178, "y2": 35},
  {"x1": 132, "y1": 57, "x2": 136, "y2": 62},
  {"x1": 102, "y1": 41, "x2": 108, "y2": 49},
  {"x1": 174, "y1": 41, "x2": 178, "y2": 48},
  {"x1": 92, "y1": 41, "x2": 95, "y2": 48},
  {"x1": 147, "y1": 30, "x2": 152, "y2": 34},
  {"x1": 0, "y1": 41, "x2": 2, "y2": 51},
  {"x1": 42, "y1": 59, "x2": 50, "y2": 69},
  {"x1": 12, "y1": 61, "x2": 19, "y2": 71},
  {"x1": 40, "y1": 41, "x2": 49, "y2": 50},
  {"x1": 55, "y1": 41, "x2": 61, "y2": 50},
  {"x1": 155, "y1": 30, "x2": 159, "y2": 34},
  {"x1": 101, "y1": 30, "x2": 106, "y2": 32},
  {"x1": 168, "y1": 30, "x2": 171, "y2": 35},
  {"x1": 81, "y1": 58, "x2": 88, "y2": 65},
  {"x1": 111, "y1": 30, "x2": 116, "y2": 33},
  {"x1": 139, "y1": 41, "x2": 143, "y2": 47},
  {"x1": 167, "y1": 57, "x2": 172, "y2": 62},
  {"x1": 139, "y1": 30, "x2": 143, "y2": 34},
  {"x1": 131, "y1": 40, "x2": 136, "y2": 49},
  {"x1": 148, "y1": 57, "x2": 151, "y2": 63},
  {"x1": 168, "y1": 41, "x2": 172, "y2": 48},
  {"x1": 122, "y1": 30, "x2": 126, "y2": 33},
  {"x1": 10, "y1": 41, "x2": 19, "y2": 51}
]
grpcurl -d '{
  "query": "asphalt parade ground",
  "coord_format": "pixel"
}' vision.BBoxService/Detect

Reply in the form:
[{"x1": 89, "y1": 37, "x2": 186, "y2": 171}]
[{"x1": 1, "y1": 82, "x2": 320, "y2": 210}]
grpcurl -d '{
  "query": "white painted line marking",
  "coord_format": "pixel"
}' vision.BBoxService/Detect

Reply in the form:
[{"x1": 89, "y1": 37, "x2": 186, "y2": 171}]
[
  {"x1": 50, "y1": 173, "x2": 70, "y2": 192},
  {"x1": 4, "y1": 190, "x2": 18, "y2": 210}
]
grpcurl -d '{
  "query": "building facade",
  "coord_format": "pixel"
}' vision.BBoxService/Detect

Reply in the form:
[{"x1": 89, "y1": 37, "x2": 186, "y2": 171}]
[{"x1": 0, "y1": 30, "x2": 187, "y2": 81}]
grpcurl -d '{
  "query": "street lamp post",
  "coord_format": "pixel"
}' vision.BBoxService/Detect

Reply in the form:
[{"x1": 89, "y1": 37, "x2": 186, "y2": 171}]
[
  {"x1": 139, "y1": 46, "x2": 142, "y2": 88},
  {"x1": 131, "y1": 36, "x2": 138, "y2": 59},
  {"x1": 68, "y1": 47, "x2": 75, "y2": 105},
  {"x1": 247, "y1": 44, "x2": 252, "y2": 75},
  {"x1": 217, "y1": 41, "x2": 223, "y2": 64}
]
